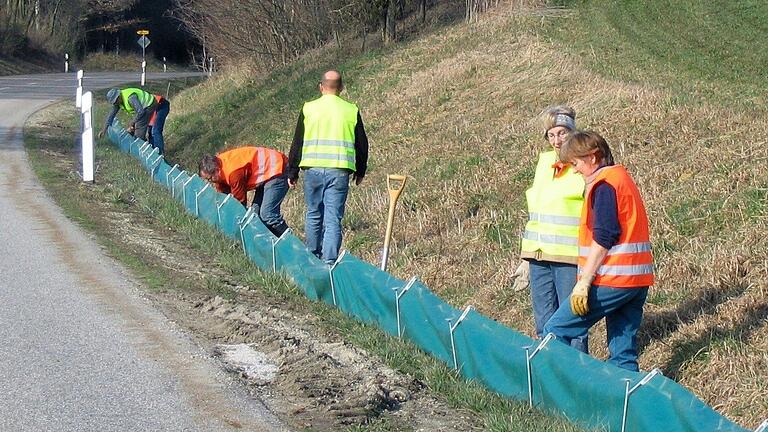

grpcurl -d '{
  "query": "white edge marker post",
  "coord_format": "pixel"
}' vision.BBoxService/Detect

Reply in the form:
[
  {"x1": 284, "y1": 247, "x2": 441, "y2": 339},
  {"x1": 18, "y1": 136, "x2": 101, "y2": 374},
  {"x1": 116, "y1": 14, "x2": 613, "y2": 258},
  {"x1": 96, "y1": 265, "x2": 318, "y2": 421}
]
[
  {"x1": 621, "y1": 368, "x2": 663, "y2": 432},
  {"x1": 80, "y1": 91, "x2": 94, "y2": 183},
  {"x1": 141, "y1": 60, "x2": 147, "y2": 87},
  {"x1": 163, "y1": 56, "x2": 167, "y2": 72},
  {"x1": 208, "y1": 57, "x2": 214, "y2": 77},
  {"x1": 524, "y1": 333, "x2": 556, "y2": 409},
  {"x1": 65, "y1": 53, "x2": 69, "y2": 73},
  {"x1": 75, "y1": 69, "x2": 83, "y2": 108},
  {"x1": 446, "y1": 305, "x2": 473, "y2": 370},
  {"x1": 393, "y1": 276, "x2": 417, "y2": 338}
]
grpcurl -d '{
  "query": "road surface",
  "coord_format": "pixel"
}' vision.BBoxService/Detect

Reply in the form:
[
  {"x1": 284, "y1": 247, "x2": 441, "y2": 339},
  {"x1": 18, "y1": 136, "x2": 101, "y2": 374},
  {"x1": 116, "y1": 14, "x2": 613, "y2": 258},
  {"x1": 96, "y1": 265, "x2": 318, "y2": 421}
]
[{"x1": 0, "y1": 72, "x2": 289, "y2": 431}]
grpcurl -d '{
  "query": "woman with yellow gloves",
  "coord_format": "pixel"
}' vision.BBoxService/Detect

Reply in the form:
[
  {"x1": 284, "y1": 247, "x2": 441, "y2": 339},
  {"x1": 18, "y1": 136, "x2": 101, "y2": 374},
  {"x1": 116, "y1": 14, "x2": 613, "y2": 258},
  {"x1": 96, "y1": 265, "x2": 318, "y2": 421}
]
[{"x1": 543, "y1": 131, "x2": 653, "y2": 371}]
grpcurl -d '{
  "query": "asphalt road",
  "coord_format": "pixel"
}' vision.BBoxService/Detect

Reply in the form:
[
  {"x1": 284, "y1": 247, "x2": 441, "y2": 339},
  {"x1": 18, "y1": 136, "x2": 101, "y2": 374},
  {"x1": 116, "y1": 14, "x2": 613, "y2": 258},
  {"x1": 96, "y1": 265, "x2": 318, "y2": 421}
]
[{"x1": 0, "y1": 72, "x2": 289, "y2": 431}]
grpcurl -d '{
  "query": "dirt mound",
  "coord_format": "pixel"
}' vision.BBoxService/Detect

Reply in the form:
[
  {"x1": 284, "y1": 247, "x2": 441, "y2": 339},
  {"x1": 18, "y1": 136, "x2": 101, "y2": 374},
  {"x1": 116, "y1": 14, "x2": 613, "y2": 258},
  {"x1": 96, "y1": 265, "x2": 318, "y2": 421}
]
[{"x1": 197, "y1": 296, "x2": 473, "y2": 430}]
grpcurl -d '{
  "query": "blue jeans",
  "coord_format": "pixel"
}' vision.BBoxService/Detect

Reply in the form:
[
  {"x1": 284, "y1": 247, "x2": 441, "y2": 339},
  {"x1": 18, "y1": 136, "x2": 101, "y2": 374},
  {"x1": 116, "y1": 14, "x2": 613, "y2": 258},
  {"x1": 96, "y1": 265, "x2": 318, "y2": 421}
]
[
  {"x1": 529, "y1": 260, "x2": 588, "y2": 353},
  {"x1": 544, "y1": 286, "x2": 648, "y2": 371},
  {"x1": 148, "y1": 99, "x2": 170, "y2": 155},
  {"x1": 252, "y1": 174, "x2": 289, "y2": 237},
  {"x1": 303, "y1": 167, "x2": 350, "y2": 263}
]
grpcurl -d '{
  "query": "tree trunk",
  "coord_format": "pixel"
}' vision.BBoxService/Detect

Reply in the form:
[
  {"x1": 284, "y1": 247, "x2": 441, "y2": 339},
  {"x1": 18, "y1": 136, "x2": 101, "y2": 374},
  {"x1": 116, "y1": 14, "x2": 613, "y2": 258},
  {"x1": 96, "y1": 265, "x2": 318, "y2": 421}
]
[
  {"x1": 419, "y1": 0, "x2": 427, "y2": 23},
  {"x1": 384, "y1": 0, "x2": 396, "y2": 45}
]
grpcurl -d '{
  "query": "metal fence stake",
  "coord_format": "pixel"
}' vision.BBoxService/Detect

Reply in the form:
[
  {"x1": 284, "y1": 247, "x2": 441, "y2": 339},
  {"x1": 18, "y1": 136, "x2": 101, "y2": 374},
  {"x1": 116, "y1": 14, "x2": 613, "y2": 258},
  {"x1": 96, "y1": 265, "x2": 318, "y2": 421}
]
[
  {"x1": 145, "y1": 146, "x2": 158, "y2": 163},
  {"x1": 166, "y1": 164, "x2": 179, "y2": 189},
  {"x1": 327, "y1": 250, "x2": 346, "y2": 306},
  {"x1": 149, "y1": 154, "x2": 163, "y2": 181},
  {"x1": 182, "y1": 175, "x2": 196, "y2": 206},
  {"x1": 195, "y1": 184, "x2": 211, "y2": 217},
  {"x1": 271, "y1": 228, "x2": 292, "y2": 273},
  {"x1": 238, "y1": 208, "x2": 256, "y2": 257},
  {"x1": 621, "y1": 368, "x2": 663, "y2": 432},
  {"x1": 524, "y1": 333, "x2": 556, "y2": 409},
  {"x1": 216, "y1": 194, "x2": 232, "y2": 226},
  {"x1": 754, "y1": 420, "x2": 768, "y2": 432},
  {"x1": 446, "y1": 305, "x2": 473, "y2": 370},
  {"x1": 393, "y1": 276, "x2": 417, "y2": 338},
  {"x1": 171, "y1": 171, "x2": 185, "y2": 199}
]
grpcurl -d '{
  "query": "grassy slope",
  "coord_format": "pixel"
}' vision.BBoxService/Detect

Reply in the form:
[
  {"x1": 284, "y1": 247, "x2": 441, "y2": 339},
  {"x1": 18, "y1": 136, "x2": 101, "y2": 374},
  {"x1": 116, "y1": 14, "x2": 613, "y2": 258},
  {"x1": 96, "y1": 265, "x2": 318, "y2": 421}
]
[{"x1": 155, "y1": 1, "x2": 764, "y2": 426}]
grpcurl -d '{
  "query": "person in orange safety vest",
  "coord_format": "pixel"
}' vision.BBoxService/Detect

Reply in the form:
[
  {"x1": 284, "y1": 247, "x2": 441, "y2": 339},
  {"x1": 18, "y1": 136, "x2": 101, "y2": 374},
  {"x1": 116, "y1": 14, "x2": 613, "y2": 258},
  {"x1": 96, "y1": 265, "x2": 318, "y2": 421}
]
[
  {"x1": 199, "y1": 146, "x2": 290, "y2": 236},
  {"x1": 543, "y1": 131, "x2": 653, "y2": 372}
]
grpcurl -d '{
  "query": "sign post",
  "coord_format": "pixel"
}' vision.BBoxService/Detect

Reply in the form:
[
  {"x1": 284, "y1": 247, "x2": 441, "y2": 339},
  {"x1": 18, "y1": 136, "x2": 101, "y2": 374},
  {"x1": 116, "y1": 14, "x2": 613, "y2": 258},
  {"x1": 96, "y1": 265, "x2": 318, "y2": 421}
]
[{"x1": 137, "y1": 30, "x2": 150, "y2": 86}]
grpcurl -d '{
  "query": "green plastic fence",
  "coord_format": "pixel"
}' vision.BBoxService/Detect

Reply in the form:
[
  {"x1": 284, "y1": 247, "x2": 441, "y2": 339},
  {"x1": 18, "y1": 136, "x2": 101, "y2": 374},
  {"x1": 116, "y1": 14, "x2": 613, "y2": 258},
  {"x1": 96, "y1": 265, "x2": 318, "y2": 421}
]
[{"x1": 107, "y1": 124, "x2": 751, "y2": 432}]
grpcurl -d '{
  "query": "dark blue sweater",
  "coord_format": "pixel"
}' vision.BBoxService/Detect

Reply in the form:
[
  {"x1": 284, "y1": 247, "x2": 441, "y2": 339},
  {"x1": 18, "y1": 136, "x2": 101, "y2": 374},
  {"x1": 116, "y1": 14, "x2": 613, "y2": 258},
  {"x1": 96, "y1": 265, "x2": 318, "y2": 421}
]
[{"x1": 590, "y1": 182, "x2": 621, "y2": 250}]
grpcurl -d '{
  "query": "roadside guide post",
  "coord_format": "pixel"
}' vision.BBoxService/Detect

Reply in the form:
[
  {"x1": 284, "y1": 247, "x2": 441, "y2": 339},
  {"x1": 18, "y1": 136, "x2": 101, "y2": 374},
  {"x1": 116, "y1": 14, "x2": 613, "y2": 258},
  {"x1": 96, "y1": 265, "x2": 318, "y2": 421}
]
[
  {"x1": 80, "y1": 91, "x2": 94, "y2": 183},
  {"x1": 65, "y1": 53, "x2": 69, "y2": 73},
  {"x1": 75, "y1": 69, "x2": 83, "y2": 108},
  {"x1": 137, "y1": 30, "x2": 150, "y2": 86}
]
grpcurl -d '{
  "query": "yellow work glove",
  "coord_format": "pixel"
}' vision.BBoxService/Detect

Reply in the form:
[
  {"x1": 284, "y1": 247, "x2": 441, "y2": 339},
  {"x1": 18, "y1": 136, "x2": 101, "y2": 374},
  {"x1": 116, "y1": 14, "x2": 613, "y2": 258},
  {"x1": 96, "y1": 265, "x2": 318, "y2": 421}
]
[
  {"x1": 510, "y1": 260, "x2": 530, "y2": 292},
  {"x1": 570, "y1": 274, "x2": 594, "y2": 316}
]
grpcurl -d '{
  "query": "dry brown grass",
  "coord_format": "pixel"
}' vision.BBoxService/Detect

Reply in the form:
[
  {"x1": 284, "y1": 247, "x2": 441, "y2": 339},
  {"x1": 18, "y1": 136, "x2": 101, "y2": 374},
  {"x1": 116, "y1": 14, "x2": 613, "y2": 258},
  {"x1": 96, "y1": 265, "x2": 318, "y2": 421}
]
[{"x1": 169, "y1": 1, "x2": 767, "y2": 426}]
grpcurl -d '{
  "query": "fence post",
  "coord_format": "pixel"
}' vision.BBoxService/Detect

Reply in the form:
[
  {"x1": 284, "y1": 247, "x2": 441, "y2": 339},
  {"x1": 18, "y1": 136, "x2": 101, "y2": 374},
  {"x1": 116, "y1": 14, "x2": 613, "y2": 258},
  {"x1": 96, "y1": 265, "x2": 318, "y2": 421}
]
[
  {"x1": 393, "y1": 276, "x2": 417, "y2": 338},
  {"x1": 524, "y1": 333, "x2": 556, "y2": 409},
  {"x1": 195, "y1": 183, "x2": 211, "y2": 217},
  {"x1": 621, "y1": 368, "x2": 663, "y2": 432},
  {"x1": 754, "y1": 420, "x2": 768, "y2": 432},
  {"x1": 182, "y1": 175, "x2": 196, "y2": 206},
  {"x1": 271, "y1": 228, "x2": 292, "y2": 273},
  {"x1": 446, "y1": 305, "x2": 473, "y2": 370},
  {"x1": 238, "y1": 207, "x2": 256, "y2": 257},
  {"x1": 149, "y1": 154, "x2": 164, "y2": 181},
  {"x1": 171, "y1": 171, "x2": 185, "y2": 199},
  {"x1": 327, "y1": 250, "x2": 346, "y2": 306},
  {"x1": 216, "y1": 194, "x2": 232, "y2": 226}
]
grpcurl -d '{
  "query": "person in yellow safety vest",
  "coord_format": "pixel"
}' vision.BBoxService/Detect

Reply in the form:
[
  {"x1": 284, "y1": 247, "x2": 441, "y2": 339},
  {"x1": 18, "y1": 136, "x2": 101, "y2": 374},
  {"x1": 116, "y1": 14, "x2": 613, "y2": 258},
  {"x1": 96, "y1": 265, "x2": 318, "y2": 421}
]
[
  {"x1": 98, "y1": 87, "x2": 158, "y2": 146},
  {"x1": 544, "y1": 131, "x2": 653, "y2": 371},
  {"x1": 510, "y1": 106, "x2": 588, "y2": 353},
  {"x1": 286, "y1": 70, "x2": 369, "y2": 264}
]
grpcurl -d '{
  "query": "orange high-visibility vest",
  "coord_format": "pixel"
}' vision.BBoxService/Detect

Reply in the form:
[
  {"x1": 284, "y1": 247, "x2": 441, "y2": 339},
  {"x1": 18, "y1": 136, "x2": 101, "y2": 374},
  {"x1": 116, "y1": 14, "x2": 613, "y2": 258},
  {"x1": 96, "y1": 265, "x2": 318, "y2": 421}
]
[
  {"x1": 579, "y1": 165, "x2": 654, "y2": 288},
  {"x1": 217, "y1": 146, "x2": 287, "y2": 190},
  {"x1": 149, "y1": 95, "x2": 164, "y2": 126}
]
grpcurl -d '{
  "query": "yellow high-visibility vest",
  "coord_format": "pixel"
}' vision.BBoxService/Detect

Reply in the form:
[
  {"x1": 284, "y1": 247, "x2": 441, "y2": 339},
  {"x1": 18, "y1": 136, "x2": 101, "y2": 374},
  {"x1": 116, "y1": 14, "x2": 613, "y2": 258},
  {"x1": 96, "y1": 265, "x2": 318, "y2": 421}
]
[
  {"x1": 521, "y1": 151, "x2": 585, "y2": 264},
  {"x1": 299, "y1": 94, "x2": 358, "y2": 171},
  {"x1": 119, "y1": 88, "x2": 154, "y2": 113}
]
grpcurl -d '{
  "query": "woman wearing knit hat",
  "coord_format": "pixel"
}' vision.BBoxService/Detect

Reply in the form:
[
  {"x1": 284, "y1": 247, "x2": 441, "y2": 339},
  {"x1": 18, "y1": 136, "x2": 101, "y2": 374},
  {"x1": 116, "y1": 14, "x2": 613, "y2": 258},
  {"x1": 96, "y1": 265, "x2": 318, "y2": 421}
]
[{"x1": 510, "y1": 105, "x2": 588, "y2": 353}]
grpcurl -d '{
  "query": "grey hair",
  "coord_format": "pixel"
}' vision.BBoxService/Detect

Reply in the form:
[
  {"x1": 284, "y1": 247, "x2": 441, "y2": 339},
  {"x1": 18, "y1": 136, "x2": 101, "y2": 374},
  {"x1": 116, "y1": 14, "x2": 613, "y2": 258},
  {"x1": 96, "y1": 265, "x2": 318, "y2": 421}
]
[{"x1": 198, "y1": 155, "x2": 222, "y2": 176}]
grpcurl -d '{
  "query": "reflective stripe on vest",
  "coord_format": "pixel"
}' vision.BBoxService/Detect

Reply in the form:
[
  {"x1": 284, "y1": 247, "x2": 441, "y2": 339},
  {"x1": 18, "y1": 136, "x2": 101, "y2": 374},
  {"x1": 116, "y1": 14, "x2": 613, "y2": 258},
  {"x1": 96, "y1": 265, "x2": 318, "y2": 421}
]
[
  {"x1": 579, "y1": 241, "x2": 652, "y2": 257},
  {"x1": 120, "y1": 88, "x2": 154, "y2": 113},
  {"x1": 520, "y1": 151, "x2": 585, "y2": 258},
  {"x1": 578, "y1": 165, "x2": 654, "y2": 288},
  {"x1": 300, "y1": 94, "x2": 358, "y2": 171},
  {"x1": 523, "y1": 230, "x2": 578, "y2": 246}
]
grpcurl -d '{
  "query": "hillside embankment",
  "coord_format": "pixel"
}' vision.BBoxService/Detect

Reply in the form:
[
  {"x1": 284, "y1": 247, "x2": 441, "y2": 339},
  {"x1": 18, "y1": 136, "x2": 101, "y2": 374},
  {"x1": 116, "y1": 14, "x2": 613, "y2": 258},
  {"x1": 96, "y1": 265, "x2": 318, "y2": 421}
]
[{"x1": 158, "y1": 1, "x2": 767, "y2": 424}]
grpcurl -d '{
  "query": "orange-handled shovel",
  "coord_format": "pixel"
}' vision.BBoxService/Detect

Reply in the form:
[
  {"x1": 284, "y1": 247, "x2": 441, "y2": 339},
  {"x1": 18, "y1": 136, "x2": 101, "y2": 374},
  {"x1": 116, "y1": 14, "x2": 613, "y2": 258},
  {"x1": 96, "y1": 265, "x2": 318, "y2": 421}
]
[{"x1": 381, "y1": 174, "x2": 407, "y2": 271}]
